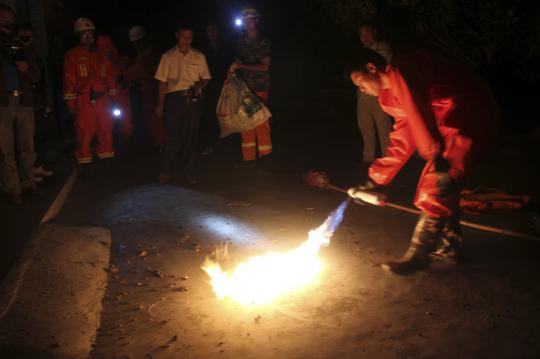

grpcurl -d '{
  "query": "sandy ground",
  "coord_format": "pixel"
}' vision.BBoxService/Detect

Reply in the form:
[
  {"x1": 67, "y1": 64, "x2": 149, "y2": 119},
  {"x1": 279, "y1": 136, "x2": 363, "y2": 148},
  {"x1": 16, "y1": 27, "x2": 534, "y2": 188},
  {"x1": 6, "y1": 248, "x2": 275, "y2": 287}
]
[
  {"x1": 49, "y1": 134, "x2": 540, "y2": 359},
  {"x1": 0, "y1": 225, "x2": 111, "y2": 358}
]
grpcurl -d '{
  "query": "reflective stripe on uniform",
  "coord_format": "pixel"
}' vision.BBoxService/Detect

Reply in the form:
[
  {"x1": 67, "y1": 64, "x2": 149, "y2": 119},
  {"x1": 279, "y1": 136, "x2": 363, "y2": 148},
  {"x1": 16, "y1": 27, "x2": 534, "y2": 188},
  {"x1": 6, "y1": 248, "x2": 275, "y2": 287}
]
[
  {"x1": 242, "y1": 142, "x2": 256, "y2": 148},
  {"x1": 64, "y1": 93, "x2": 77, "y2": 100},
  {"x1": 77, "y1": 156, "x2": 92, "y2": 164},
  {"x1": 79, "y1": 63, "x2": 87, "y2": 77},
  {"x1": 97, "y1": 152, "x2": 115, "y2": 159},
  {"x1": 258, "y1": 145, "x2": 272, "y2": 151}
]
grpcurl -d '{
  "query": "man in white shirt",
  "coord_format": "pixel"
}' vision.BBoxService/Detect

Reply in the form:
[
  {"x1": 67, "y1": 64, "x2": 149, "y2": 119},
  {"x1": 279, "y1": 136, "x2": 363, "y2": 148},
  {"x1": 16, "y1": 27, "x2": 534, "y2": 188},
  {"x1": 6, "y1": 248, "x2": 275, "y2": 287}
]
[
  {"x1": 154, "y1": 23, "x2": 211, "y2": 184},
  {"x1": 356, "y1": 22, "x2": 393, "y2": 164}
]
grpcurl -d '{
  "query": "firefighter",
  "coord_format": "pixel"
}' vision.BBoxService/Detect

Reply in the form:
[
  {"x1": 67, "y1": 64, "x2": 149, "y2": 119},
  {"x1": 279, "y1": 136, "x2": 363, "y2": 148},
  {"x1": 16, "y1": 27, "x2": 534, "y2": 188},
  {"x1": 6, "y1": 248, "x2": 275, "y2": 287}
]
[
  {"x1": 96, "y1": 35, "x2": 132, "y2": 137},
  {"x1": 125, "y1": 25, "x2": 164, "y2": 148},
  {"x1": 345, "y1": 48, "x2": 499, "y2": 274},
  {"x1": 64, "y1": 18, "x2": 118, "y2": 167}
]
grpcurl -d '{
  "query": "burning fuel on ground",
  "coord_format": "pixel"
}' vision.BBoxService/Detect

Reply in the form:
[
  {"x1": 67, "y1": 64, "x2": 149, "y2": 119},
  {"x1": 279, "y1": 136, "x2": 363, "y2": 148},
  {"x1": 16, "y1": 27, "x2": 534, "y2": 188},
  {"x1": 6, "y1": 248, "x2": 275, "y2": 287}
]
[{"x1": 202, "y1": 200, "x2": 350, "y2": 306}]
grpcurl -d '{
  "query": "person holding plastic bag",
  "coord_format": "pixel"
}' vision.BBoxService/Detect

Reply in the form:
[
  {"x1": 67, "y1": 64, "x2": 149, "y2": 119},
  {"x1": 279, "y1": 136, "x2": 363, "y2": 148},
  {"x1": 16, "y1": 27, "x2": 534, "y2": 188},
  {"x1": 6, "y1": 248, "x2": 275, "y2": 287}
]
[
  {"x1": 227, "y1": 6, "x2": 272, "y2": 167},
  {"x1": 216, "y1": 71, "x2": 270, "y2": 136}
]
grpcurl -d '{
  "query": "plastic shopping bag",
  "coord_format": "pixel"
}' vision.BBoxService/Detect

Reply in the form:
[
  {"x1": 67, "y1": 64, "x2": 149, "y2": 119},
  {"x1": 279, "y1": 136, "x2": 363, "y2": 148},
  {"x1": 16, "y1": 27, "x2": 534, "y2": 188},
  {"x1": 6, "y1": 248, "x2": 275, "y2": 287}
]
[{"x1": 216, "y1": 74, "x2": 271, "y2": 137}]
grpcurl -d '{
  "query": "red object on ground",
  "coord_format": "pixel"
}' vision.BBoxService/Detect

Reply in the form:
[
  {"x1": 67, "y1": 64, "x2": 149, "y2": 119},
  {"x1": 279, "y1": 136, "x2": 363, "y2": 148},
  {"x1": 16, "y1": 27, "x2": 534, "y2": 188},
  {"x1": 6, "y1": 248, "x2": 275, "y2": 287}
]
[
  {"x1": 303, "y1": 170, "x2": 331, "y2": 189},
  {"x1": 459, "y1": 187, "x2": 531, "y2": 214}
]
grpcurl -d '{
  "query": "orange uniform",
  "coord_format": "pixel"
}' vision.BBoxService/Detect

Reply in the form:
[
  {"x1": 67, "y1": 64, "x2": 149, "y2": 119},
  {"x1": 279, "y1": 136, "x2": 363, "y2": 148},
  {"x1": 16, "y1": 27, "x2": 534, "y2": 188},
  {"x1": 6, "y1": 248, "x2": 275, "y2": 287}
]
[
  {"x1": 125, "y1": 46, "x2": 164, "y2": 146},
  {"x1": 64, "y1": 45, "x2": 118, "y2": 164},
  {"x1": 241, "y1": 91, "x2": 272, "y2": 160},
  {"x1": 96, "y1": 35, "x2": 133, "y2": 136},
  {"x1": 369, "y1": 50, "x2": 499, "y2": 217}
]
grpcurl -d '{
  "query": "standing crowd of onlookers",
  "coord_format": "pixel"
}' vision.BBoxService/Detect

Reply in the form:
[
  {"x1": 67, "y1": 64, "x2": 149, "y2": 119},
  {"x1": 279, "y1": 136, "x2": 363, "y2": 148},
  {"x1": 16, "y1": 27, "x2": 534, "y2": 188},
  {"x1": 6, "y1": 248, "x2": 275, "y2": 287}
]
[
  {"x1": 0, "y1": 2, "x2": 393, "y2": 206},
  {"x1": 0, "y1": 5, "x2": 275, "y2": 204}
]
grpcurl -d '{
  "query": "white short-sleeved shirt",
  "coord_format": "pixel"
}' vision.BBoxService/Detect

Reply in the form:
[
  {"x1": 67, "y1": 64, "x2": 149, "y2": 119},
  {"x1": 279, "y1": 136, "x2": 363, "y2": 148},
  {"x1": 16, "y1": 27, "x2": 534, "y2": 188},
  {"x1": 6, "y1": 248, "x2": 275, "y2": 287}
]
[{"x1": 154, "y1": 47, "x2": 211, "y2": 93}]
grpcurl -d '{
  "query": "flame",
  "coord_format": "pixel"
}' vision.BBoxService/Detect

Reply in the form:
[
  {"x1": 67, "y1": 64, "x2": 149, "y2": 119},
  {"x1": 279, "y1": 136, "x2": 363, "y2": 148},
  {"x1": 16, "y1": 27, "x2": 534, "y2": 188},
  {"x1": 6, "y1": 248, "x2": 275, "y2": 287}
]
[{"x1": 202, "y1": 200, "x2": 349, "y2": 305}]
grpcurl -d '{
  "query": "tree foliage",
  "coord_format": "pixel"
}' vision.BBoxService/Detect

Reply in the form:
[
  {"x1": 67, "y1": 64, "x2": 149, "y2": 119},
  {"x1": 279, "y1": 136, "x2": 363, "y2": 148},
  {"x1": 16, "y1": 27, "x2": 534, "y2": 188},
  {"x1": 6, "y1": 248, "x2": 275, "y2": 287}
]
[{"x1": 318, "y1": 0, "x2": 538, "y2": 79}]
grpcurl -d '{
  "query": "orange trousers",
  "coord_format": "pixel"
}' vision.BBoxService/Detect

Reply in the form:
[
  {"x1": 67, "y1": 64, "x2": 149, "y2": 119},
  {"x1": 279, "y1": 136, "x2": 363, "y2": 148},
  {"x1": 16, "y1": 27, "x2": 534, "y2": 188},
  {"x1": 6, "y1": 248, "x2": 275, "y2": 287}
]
[
  {"x1": 75, "y1": 96, "x2": 114, "y2": 164},
  {"x1": 241, "y1": 91, "x2": 272, "y2": 161},
  {"x1": 115, "y1": 91, "x2": 132, "y2": 136}
]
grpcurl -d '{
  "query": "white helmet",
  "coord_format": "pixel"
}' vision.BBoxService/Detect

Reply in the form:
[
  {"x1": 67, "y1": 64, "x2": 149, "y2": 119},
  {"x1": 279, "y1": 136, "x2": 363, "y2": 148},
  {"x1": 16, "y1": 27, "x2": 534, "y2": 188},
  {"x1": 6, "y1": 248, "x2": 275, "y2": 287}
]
[
  {"x1": 129, "y1": 25, "x2": 146, "y2": 42},
  {"x1": 73, "y1": 17, "x2": 95, "y2": 34}
]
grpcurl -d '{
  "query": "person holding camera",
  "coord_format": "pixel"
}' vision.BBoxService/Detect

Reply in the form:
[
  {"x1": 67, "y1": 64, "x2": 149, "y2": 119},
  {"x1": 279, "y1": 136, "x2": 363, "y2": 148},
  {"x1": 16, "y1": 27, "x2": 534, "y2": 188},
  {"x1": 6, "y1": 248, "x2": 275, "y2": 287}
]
[
  {"x1": 0, "y1": 4, "x2": 42, "y2": 205},
  {"x1": 154, "y1": 23, "x2": 211, "y2": 185},
  {"x1": 16, "y1": 23, "x2": 55, "y2": 182}
]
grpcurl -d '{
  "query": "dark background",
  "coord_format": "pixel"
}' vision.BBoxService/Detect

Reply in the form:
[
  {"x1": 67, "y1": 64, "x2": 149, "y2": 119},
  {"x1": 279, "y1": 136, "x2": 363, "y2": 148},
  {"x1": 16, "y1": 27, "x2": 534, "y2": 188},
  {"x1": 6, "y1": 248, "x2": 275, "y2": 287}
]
[
  {"x1": 47, "y1": 0, "x2": 539, "y2": 133},
  {"x1": 7, "y1": 0, "x2": 528, "y2": 133}
]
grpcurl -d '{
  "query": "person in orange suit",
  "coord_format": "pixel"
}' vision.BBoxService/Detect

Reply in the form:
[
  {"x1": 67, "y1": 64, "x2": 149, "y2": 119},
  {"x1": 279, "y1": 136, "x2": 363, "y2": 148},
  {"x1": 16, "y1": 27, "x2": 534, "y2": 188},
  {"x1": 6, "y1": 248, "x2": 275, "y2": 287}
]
[
  {"x1": 64, "y1": 18, "x2": 118, "y2": 167},
  {"x1": 95, "y1": 34, "x2": 132, "y2": 137},
  {"x1": 125, "y1": 26, "x2": 165, "y2": 148},
  {"x1": 346, "y1": 48, "x2": 499, "y2": 274}
]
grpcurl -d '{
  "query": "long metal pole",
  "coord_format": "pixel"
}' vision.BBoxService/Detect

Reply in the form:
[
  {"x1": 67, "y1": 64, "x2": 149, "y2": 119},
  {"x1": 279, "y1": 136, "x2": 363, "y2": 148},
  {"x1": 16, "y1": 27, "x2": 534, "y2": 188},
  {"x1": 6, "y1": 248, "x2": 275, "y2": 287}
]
[{"x1": 324, "y1": 183, "x2": 540, "y2": 242}]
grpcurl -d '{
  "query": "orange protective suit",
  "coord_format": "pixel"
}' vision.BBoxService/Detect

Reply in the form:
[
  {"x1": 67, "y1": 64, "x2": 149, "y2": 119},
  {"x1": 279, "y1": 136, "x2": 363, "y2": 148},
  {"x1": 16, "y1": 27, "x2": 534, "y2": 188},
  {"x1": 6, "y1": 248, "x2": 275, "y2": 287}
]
[
  {"x1": 368, "y1": 50, "x2": 499, "y2": 217},
  {"x1": 64, "y1": 45, "x2": 119, "y2": 164},
  {"x1": 96, "y1": 35, "x2": 132, "y2": 136},
  {"x1": 125, "y1": 46, "x2": 164, "y2": 146}
]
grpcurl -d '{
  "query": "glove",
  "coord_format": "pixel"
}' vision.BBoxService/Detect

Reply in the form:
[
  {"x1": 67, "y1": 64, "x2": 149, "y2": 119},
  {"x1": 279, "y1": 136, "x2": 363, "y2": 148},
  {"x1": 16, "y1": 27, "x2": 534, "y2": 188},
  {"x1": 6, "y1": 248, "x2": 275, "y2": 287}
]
[{"x1": 347, "y1": 180, "x2": 385, "y2": 206}]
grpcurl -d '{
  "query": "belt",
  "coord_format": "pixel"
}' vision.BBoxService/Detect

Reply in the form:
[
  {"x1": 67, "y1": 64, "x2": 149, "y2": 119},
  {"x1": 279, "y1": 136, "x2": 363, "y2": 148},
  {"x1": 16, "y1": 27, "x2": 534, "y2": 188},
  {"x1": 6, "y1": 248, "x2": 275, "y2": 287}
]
[
  {"x1": 8, "y1": 90, "x2": 23, "y2": 97},
  {"x1": 169, "y1": 89, "x2": 193, "y2": 96}
]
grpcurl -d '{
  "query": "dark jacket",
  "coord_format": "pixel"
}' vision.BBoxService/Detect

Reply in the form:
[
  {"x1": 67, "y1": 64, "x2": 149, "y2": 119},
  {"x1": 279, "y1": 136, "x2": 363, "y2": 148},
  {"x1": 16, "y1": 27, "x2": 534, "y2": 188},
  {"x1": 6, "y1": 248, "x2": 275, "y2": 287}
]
[{"x1": 0, "y1": 45, "x2": 42, "y2": 107}]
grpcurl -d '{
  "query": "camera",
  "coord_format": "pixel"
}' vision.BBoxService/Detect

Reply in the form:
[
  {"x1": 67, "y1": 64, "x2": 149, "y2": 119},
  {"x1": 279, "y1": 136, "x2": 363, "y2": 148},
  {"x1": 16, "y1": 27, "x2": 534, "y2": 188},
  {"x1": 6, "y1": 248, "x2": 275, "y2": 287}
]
[{"x1": 0, "y1": 33, "x2": 25, "y2": 62}]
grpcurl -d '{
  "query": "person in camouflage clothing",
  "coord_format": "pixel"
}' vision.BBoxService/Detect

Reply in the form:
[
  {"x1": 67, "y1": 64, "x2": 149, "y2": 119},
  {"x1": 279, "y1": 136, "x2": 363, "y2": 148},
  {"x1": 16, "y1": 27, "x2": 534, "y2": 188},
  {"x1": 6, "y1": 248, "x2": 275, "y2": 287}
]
[{"x1": 230, "y1": 7, "x2": 272, "y2": 165}]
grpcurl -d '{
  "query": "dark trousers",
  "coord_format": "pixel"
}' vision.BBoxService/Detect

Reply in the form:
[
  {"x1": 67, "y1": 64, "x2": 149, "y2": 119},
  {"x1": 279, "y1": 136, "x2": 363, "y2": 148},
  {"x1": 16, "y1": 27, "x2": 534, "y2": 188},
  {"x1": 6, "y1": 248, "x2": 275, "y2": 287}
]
[
  {"x1": 163, "y1": 91, "x2": 203, "y2": 176},
  {"x1": 0, "y1": 96, "x2": 35, "y2": 195},
  {"x1": 199, "y1": 86, "x2": 220, "y2": 150},
  {"x1": 357, "y1": 91, "x2": 392, "y2": 162}
]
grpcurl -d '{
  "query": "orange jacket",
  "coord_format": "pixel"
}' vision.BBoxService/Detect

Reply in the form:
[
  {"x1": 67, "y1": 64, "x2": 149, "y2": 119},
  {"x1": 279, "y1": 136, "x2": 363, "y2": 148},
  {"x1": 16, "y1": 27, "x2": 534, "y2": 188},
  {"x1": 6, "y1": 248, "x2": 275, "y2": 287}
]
[
  {"x1": 64, "y1": 45, "x2": 119, "y2": 110},
  {"x1": 369, "y1": 50, "x2": 499, "y2": 186},
  {"x1": 96, "y1": 35, "x2": 131, "y2": 94},
  {"x1": 125, "y1": 46, "x2": 161, "y2": 103}
]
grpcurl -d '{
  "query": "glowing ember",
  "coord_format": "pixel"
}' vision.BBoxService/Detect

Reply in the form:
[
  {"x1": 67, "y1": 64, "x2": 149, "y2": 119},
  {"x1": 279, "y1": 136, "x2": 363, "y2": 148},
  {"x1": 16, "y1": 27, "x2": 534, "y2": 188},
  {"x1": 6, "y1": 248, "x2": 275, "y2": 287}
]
[{"x1": 202, "y1": 200, "x2": 349, "y2": 305}]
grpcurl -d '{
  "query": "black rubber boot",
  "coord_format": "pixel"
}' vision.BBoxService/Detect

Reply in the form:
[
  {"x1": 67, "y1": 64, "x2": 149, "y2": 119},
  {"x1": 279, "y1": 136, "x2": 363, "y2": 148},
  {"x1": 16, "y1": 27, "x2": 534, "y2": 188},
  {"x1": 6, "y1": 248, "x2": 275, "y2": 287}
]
[
  {"x1": 430, "y1": 213, "x2": 468, "y2": 264},
  {"x1": 382, "y1": 214, "x2": 445, "y2": 275}
]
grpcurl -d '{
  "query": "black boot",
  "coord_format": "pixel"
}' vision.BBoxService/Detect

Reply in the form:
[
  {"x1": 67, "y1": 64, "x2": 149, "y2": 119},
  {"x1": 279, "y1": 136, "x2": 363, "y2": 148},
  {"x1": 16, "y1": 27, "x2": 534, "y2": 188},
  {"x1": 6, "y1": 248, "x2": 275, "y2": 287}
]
[
  {"x1": 431, "y1": 213, "x2": 468, "y2": 264},
  {"x1": 382, "y1": 214, "x2": 445, "y2": 275},
  {"x1": 381, "y1": 250, "x2": 430, "y2": 275}
]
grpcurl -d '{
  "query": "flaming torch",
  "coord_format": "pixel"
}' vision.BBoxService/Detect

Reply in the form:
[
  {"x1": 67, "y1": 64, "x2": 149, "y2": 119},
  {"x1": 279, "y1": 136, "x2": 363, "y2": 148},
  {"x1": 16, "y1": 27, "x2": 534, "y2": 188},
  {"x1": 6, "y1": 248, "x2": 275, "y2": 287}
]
[{"x1": 202, "y1": 200, "x2": 350, "y2": 306}]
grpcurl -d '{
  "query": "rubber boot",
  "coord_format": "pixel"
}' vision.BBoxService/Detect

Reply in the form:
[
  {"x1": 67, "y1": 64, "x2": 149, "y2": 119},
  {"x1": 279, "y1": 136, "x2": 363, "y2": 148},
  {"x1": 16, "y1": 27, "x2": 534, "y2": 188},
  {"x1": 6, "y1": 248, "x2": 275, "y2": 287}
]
[
  {"x1": 431, "y1": 213, "x2": 468, "y2": 264},
  {"x1": 381, "y1": 214, "x2": 445, "y2": 275}
]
